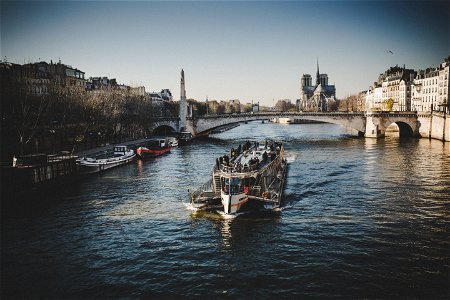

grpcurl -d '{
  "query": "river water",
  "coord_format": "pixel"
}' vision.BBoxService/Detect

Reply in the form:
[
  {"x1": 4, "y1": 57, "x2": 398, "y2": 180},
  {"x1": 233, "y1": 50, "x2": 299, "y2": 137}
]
[{"x1": 2, "y1": 122, "x2": 449, "y2": 299}]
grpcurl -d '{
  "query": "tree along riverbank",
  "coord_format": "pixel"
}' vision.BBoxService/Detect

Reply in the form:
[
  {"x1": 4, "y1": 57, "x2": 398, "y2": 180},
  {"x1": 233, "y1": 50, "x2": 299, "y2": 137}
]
[{"x1": 0, "y1": 76, "x2": 179, "y2": 165}]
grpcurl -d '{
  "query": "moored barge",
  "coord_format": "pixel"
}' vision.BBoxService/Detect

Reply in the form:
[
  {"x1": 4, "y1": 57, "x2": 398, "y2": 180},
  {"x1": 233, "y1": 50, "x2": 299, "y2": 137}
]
[
  {"x1": 136, "y1": 139, "x2": 173, "y2": 159},
  {"x1": 77, "y1": 145, "x2": 135, "y2": 174},
  {"x1": 190, "y1": 141, "x2": 288, "y2": 214}
]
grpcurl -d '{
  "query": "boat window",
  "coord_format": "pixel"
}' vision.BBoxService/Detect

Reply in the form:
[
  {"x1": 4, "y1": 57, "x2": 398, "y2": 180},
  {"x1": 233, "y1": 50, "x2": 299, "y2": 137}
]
[
  {"x1": 230, "y1": 177, "x2": 244, "y2": 195},
  {"x1": 222, "y1": 177, "x2": 230, "y2": 194}
]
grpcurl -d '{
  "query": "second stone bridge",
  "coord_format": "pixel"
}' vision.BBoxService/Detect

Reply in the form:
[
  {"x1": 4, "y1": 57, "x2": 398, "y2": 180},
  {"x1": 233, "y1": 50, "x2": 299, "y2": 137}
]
[{"x1": 150, "y1": 111, "x2": 424, "y2": 139}]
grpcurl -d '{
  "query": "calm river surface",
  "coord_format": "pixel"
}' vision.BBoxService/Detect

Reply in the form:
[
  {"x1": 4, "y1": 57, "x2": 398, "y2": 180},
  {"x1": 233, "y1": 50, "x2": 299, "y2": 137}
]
[{"x1": 2, "y1": 123, "x2": 450, "y2": 299}]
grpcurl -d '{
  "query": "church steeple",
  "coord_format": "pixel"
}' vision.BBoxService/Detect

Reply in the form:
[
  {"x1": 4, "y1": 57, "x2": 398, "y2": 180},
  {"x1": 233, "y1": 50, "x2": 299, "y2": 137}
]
[{"x1": 316, "y1": 58, "x2": 320, "y2": 86}]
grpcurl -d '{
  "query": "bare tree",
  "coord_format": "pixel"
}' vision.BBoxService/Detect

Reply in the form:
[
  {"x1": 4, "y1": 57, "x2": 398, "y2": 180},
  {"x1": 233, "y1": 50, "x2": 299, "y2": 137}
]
[
  {"x1": 2, "y1": 77, "x2": 50, "y2": 154},
  {"x1": 275, "y1": 100, "x2": 296, "y2": 112}
]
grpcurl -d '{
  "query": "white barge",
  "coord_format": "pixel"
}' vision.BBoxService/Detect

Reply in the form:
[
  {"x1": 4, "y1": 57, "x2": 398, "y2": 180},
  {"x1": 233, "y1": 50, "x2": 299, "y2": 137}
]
[
  {"x1": 190, "y1": 141, "x2": 288, "y2": 214},
  {"x1": 77, "y1": 145, "x2": 135, "y2": 174}
]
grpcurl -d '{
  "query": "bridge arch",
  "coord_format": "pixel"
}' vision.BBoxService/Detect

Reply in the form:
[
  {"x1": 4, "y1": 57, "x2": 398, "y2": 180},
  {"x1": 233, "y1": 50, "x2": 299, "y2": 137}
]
[
  {"x1": 381, "y1": 116, "x2": 417, "y2": 138},
  {"x1": 385, "y1": 121, "x2": 414, "y2": 137},
  {"x1": 152, "y1": 125, "x2": 177, "y2": 136}
]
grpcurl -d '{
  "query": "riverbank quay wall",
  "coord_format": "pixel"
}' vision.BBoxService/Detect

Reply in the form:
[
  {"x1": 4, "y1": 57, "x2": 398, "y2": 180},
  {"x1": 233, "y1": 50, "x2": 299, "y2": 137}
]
[
  {"x1": 1, "y1": 154, "x2": 78, "y2": 202},
  {"x1": 417, "y1": 112, "x2": 450, "y2": 141}
]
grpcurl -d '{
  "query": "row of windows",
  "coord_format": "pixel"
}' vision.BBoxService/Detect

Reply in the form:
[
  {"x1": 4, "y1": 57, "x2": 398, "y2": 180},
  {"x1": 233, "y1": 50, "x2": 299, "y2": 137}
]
[
  {"x1": 424, "y1": 87, "x2": 438, "y2": 93},
  {"x1": 424, "y1": 78, "x2": 438, "y2": 85},
  {"x1": 422, "y1": 96, "x2": 437, "y2": 102}
]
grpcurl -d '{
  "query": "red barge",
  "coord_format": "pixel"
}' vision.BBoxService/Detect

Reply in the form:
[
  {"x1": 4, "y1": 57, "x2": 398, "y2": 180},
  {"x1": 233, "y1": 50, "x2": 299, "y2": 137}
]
[{"x1": 136, "y1": 139, "x2": 173, "y2": 159}]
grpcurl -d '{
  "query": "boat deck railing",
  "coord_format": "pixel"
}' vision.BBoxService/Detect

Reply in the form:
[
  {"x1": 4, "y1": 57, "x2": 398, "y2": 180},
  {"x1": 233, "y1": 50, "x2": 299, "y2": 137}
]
[
  {"x1": 190, "y1": 178, "x2": 214, "y2": 203},
  {"x1": 219, "y1": 161, "x2": 260, "y2": 173}
]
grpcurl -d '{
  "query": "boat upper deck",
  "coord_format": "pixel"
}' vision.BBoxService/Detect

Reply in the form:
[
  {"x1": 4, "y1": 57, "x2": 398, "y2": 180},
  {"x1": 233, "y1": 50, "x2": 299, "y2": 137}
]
[{"x1": 216, "y1": 141, "x2": 283, "y2": 176}]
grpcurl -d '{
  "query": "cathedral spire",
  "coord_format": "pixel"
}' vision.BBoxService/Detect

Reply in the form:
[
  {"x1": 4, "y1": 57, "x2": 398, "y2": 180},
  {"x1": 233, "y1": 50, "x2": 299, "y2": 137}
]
[{"x1": 316, "y1": 58, "x2": 320, "y2": 86}]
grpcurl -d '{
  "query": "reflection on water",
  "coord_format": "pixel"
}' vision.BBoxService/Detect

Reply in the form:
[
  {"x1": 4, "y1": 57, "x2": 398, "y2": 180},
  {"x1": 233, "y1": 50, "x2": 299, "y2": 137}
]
[{"x1": 1, "y1": 123, "x2": 449, "y2": 299}]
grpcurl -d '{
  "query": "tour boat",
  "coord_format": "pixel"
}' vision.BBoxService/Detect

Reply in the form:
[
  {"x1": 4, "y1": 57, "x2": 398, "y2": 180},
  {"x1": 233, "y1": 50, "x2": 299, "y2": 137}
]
[
  {"x1": 77, "y1": 145, "x2": 135, "y2": 174},
  {"x1": 190, "y1": 141, "x2": 288, "y2": 214},
  {"x1": 136, "y1": 139, "x2": 172, "y2": 159}
]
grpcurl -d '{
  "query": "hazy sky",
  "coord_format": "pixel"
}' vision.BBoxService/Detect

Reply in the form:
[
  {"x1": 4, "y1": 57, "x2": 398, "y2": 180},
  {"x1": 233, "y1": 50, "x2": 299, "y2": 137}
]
[{"x1": 1, "y1": 0, "x2": 448, "y2": 105}]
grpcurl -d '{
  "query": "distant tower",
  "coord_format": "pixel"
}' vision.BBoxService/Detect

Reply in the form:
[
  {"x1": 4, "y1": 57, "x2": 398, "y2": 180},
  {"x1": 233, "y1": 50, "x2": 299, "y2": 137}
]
[
  {"x1": 179, "y1": 69, "x2": 187, "y2": 131},
  {"x1": 316, "y1": 59, "x2": 320, "y2": 86}
]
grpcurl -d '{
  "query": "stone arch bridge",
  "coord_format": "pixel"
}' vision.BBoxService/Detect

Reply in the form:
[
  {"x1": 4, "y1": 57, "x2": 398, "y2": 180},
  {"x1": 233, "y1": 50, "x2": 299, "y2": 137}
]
[{"x1": 149, "y1": 112, "x2": 427, "y2": 139}]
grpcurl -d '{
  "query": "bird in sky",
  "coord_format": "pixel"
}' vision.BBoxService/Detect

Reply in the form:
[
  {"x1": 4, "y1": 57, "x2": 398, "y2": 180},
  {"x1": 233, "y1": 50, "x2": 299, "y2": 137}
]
[{"x1": 385, "y1": 50, "x2": 394, "y2": 54}]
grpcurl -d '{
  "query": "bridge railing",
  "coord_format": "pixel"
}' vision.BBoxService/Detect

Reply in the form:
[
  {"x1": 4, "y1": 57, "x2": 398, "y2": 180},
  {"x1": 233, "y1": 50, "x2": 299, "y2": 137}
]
[
  {"x1": 188, "y1": 111, "x2": 367, "y2": 120},
  {"x1": 364, "y1": 111, "x2": 419, "y2": 117},
  {"x1": 186, "y1": 111, "x2": 421, "y2": 122}
]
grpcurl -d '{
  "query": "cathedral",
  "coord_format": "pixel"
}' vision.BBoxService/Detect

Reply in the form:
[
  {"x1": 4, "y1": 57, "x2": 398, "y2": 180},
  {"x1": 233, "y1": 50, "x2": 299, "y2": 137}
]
[{"x1": 298, "y1": 61, "x2": 336, "y2": 112}]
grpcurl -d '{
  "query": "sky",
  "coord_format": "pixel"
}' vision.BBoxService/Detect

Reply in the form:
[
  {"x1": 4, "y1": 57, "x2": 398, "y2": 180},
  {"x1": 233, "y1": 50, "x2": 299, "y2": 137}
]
[{"x1": 1, "y1": 0, "x2": 449, "y2": 106}]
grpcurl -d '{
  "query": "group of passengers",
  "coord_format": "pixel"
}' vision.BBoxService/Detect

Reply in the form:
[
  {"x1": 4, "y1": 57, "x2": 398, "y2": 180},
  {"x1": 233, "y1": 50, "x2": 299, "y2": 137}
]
[
  {"x1": 218, "y1": 155, "x2": 230, "y2": 168},
  {"x1": 216, "y1": 140, "x2": 280, "y2": 172}
]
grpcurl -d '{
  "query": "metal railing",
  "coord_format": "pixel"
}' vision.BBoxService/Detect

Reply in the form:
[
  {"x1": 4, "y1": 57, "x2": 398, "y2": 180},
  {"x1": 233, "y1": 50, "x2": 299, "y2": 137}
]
[{"x1": 190, "y1": 178, "x2": 213, "y2": 203}]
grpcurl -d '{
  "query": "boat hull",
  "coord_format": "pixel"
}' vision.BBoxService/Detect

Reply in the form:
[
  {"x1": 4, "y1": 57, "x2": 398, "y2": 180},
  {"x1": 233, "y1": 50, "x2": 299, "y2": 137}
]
[
  {"x1": 136, "y1": 147, "x2": 172, "y2": 159},
  {"x1": 221, "y1": 193, "x2": 249, "y2": 214},
  {"x1": 77, "y1": 154, "x2": 135, "y2": 174}
]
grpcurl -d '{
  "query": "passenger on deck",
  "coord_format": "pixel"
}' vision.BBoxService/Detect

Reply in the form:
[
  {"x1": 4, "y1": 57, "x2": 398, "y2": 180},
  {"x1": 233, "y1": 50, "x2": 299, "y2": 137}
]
[
  {"x1": 262, "y1": 151, "x2": 268, "y2": 162},
  {"x1": 222, "y1": 155, "x2": 229, "y2": 167},
  {"x1": 255, "y1": 157, "x2": 260, "y2": 167},
  {"x1": 244, "y1": 141, "x2": 251, "y2": 151}
]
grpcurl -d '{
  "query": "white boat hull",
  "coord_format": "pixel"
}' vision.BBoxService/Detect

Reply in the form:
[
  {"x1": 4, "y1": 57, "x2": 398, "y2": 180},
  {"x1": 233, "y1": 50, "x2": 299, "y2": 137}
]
[
  {"x1": 221, "y1": 192, "x2": 248, "y2": 214},
  {"x1": 77, "y1": 149, "x2": 135, "y2": 174}
]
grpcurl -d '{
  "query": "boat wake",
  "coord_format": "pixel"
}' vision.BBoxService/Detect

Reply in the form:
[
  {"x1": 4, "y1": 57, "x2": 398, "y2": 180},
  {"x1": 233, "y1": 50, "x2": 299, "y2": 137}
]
[
  {"x1": 285, "y1": 154, "x2": 296, "y2": 163},
  {"x1": 271, "y1": 204, "x2": 293, "y2": 212},
  {"x1": 184, "y1": 202, "x2": 200, "y2": 211},
  {"x1": 217, "y1": 210, "x2": 248, "y2": 219}
]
